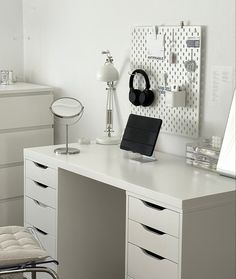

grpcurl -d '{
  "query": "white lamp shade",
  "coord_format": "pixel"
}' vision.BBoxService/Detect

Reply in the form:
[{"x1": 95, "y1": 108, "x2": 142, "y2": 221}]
[{"x1": 97, "y1": 62, "x2": 119, "y2": 82}]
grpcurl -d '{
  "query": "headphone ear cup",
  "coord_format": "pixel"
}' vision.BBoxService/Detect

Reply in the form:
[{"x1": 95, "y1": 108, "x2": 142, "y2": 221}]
[
  {"x1": 129, "y1": 89, "x2": 141, "y2": 106},
  {"x1": 139, "y1": 89, "x2": 154, "y2": 107}
]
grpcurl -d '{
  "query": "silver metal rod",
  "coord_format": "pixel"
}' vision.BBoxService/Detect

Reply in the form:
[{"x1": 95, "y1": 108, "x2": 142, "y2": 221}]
[
  {"x1": 106, "y1": 82, "x2": 114, "y2": 137},
  {"x1": 32, "y1": 263, "x2": 36, "y2": 279},
  {"x1": 66, "y1": 124, "x2": 69, "y2": 154},
  {"x1": 0, "y1": 267, "x2": 59, "y2": 279}
]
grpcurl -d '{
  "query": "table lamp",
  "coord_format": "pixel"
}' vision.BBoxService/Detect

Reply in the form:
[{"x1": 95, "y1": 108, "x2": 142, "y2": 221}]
[{"x1": 96, "y1": 50, "x2": 120, "y2": 144}]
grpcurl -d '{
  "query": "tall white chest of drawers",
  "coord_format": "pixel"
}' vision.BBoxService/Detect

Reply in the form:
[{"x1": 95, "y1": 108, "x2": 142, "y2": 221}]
[{"x1": 0, "y1": 82, "x2": 53, "y2": 226}]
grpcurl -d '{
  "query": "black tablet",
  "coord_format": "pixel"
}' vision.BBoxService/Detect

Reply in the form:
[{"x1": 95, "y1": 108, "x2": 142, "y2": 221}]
[{"x1": 120, "y1": 114, "x2": 162, "y2": 156}]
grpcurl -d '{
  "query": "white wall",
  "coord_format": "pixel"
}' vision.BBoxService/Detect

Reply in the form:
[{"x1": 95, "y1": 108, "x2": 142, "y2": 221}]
[
  {"x1": 23, "y1": 0, "x2": 235, "y2": 156},
  {"x1": 0, "y1": 0, "x2": 24, "y2": 81}
]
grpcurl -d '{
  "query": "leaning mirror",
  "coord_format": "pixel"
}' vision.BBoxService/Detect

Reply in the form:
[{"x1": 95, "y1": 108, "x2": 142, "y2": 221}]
[{"x1": 50, "y1": 97, "x2": 84, "y2": 155}]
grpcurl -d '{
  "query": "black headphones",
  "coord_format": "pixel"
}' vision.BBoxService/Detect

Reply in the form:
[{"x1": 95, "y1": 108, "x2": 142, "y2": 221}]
[{"x1": 129, "y1": 69, "x2": 154, "y2": 107}]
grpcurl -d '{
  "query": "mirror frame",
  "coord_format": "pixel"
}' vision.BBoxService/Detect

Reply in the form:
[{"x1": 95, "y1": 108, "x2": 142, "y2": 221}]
[{"x1": 50, "y1": 97, "x2": 84, "y2": 119}]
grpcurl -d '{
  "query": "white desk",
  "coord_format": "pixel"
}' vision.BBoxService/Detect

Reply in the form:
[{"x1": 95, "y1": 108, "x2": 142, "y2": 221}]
[{"x1": 24, "y1": 144, "x2": 236, "y2": 279}]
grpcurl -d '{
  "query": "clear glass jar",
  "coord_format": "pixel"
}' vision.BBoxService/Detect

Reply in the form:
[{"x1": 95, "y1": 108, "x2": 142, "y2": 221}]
[
  {"x1": 186, "y1": 137, "x2": 222, "y2": 171},
  {"x1": 1, "y1": 70, "x2": 9, "y2": 85}
]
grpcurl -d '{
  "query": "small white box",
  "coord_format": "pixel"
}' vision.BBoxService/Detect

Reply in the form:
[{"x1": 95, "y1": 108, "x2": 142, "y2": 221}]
[{"x1": 165, "y1": 90, "x2": 186, "y2": 107}]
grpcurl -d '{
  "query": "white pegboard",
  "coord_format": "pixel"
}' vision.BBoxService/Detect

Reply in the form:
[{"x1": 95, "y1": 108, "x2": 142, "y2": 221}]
[{"x1": 130, "y1": 25, "x2": 202, "y2": 138}]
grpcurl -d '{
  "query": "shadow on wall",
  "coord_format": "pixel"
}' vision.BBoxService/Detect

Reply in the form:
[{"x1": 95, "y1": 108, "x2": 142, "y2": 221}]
[{"x1": 114, "y1": 53, "x2": 130, "y2": 135}]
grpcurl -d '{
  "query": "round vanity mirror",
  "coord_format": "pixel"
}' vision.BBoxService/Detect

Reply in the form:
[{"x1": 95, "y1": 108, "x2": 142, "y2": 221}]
[
  {"x1": 51, "y1": 97, "x2": 83, "y2": 119},
  {"x1": 50, "y1": 97, "x2": 84, "y2": 155}
]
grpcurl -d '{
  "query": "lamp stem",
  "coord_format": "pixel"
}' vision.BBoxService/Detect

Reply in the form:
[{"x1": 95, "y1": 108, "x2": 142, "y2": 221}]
[
  {"x1": 106, "y1": 82, "x2": 114, "y2": 137},
  {"x1": 66, "y1": 124, "x2": 69, "y2": 154}
]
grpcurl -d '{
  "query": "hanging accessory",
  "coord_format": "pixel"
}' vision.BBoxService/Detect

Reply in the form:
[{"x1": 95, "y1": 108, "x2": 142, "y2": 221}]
[
  {"x1": 169, "y1": 29, "x2": 177, "y2": 64},
  {"x1": 129, "y1": 69, "x2": 154, "y2": 107},
  {"x1": 184, "y1": 49, "x2": 197, "y2": 82}
]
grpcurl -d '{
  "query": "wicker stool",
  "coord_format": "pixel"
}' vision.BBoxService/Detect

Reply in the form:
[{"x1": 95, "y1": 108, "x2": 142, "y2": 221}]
[{"x1": 0, "y1": 226, "x2": 59, "y2": 279}]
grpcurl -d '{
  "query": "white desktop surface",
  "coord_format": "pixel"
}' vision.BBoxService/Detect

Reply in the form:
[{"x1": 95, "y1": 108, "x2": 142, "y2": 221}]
[
  {"x1": 24, "y1": 143, "x2": 235, "y2": 212},
  {"x1": 0, "y1": 82, "x2": 52, "y2": 94}
]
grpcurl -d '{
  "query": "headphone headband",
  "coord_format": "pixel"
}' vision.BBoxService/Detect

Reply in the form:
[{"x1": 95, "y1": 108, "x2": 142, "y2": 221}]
[{"x1": 129, "y1": 69, "x2": 150, "y2": 90}]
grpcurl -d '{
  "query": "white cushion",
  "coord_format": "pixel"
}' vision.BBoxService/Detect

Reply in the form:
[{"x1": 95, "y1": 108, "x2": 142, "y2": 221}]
[{"x1": 0, "y1": 226, "x2": 48, "y2": 266}]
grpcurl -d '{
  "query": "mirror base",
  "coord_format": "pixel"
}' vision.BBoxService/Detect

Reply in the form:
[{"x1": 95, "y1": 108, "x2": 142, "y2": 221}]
[{"x1": 54, "y1": 147, "x2": 80, "y2": 155}]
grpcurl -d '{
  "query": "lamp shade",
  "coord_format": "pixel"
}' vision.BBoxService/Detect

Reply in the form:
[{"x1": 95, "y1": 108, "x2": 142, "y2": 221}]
[{"x1": 97, "y1": 62, "x2": 119, "y2": 82}]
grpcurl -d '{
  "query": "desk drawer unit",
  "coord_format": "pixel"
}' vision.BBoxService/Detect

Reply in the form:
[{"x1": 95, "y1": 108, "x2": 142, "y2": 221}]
[
  {"x1": 128, "y1": 219, "x2": 179, "y2": 263},
  {"x1": 25, "y1": 178, "x2": 56, "y2": 208},
  {"x1": 127, "y1": 195, "x2": 180, "y2": 279},
  {"x1": 24, "y1": 158, "x2": 58, "y2": 262},
  {"x1": 25, "y1": 197, "x2": 56, "y2": 236},
  {"x1": 127, "y1": 243, "x2": 178, "y2": 279},
  {"x1": 25, "y1": 160, "x2": 57, "y2": 189},
  {"x1": 128, "y1": 196, "x2": 179, "y2": 237}
]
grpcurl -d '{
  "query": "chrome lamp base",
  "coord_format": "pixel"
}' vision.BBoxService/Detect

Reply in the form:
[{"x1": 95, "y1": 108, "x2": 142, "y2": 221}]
[{"x1": 54, "y1": 147, "x2": 80, "y2": 155}]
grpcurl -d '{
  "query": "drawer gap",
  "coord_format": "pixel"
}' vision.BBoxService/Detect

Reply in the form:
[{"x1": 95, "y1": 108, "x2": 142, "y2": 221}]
[
  {"x1": 34, "y1": 181, "x2": 49, "y2": 189},
  {"x1": 33, "y1": 162, "x2": 48, "y2": 169},
  {"x1": 143, "y1": 200, "x2": 165, "y2": 211},
  {"x1": 141, "y1": 247, "x2": 165, "y2": 260},
  {"x1": 33, "y1": 226, "x2": 48, "y2": 236},
  {"x1": 142, "y1": 224, "x2": 165, "y2": 235},
  {"x1": 33, "y1": 199, "x2": 48, "y2": 208}
]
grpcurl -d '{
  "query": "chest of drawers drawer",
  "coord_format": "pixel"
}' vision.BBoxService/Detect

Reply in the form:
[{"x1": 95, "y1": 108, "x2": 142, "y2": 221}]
[
  {"x1": 25, "y1": 178, "x2": 57, "y2": 208},
  {"x1": 25, "y1": 197, "x2": 56, "y2": 236},
  {"x1": 128, "y1": 196, "x2": 179, "y2": 237},
  {"x1": 0, "y1": 94, "x2": 53, "y2": 130},
  {"x1": 128, "y1": 219, "x2": 179, "y2": 263},
  {"x1": 25, "y1": 160, "x2": 57, "y2": 189},
  {"x1": 127, "y1": 243, "x2": 178, "y2": 279}
]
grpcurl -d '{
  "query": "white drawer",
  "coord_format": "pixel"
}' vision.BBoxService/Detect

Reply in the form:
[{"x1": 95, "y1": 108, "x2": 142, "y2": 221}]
[
  {"x1": 0, "y1": 129, "x2": 53, "y2": 165},
  {"x1": 128, "y1": 196, "x2": 179, "y2": 237},
  {"x1": 25, "y1": 197, "x2": 56, "y2": 236},
  {"x1": 128, "y1": 220, "x2": 179, "y2": 263},
  {"x1": 25, "y1": 178, "x2": 56, "y2": 208},
  {"x1": 0, "y1": 94, "x2": 53, "y2": 130},
  {"x1": 25, "y1": 160, "x2": 57, "y2": 189},
  {"x1": 127, "y1": 243, "x2": 178, "y2": 279},
  {"x1": 34, "y1": 226, "x2": 56, "y2": 259}
]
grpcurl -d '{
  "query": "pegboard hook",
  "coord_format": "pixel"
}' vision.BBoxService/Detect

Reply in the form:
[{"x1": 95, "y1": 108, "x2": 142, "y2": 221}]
[
  {"x1": 180, "y1": 21, "x2": 184, "y2": 28},
  {"x1": 154, "y1": 25, "x2": 159, "y2": 36}
]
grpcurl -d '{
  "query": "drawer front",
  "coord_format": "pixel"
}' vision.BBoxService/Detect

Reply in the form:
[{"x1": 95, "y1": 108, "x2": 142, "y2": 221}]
[
  {"x1": 0, "y1": 165, "x2": 24, "y2": 199},
  {"x1": 128, "y1": 243, "x2": 178, "y2": 279},
  {"x1": 129, "y1": 196, "x2": 179, "y2": 237},
  {"x1": 128, "y1": 220, "x2": 179, "y2": 263},
  {"x1": 25, "y1": 224, "x2": 57, "y2": 259},
  {"x1": 0, "y1": 197, "x2": 23, "y2": 226},
  {"x1": 0, "y1": 94, "x2": 53, "y2": 130},
  {"x1": 25, "y1": 197, "x2": 56, "y2": 236},
  {"x1": 25, "y1": 160, "x2": 57, "y2": 189},
  {"x1": 0, "y1": 129, "x2": 53, "y2": 165},
  {"x1": 25, "y1": 178, "x2": 56, "y2": 208}
]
